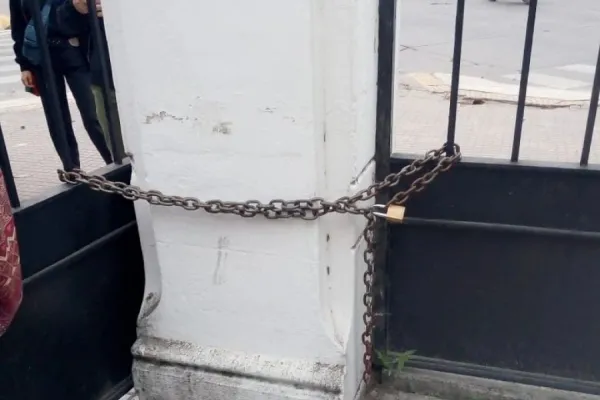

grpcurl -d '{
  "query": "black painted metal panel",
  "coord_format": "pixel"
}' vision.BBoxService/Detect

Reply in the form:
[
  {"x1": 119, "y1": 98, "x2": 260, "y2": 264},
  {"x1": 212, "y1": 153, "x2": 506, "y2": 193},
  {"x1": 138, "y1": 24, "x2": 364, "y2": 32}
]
[
  {"x1": 13, "y1": 164, "x2": 136, "y2": 279},
  {"x1": 389, "y1": 156, "x2": 600, "y2": 232},
  {"x1": 372, "y1": 0, "x2": 396, "y2": 372},
  {"x1": 382, "y1": 157, "x2": 600, "y2": 388},
  {"x1": 0, "y1": 164, "x2": 144, "y2": 400},
  {"x1": 388, "y1": 223, "x2": 600, "y2": 381}
]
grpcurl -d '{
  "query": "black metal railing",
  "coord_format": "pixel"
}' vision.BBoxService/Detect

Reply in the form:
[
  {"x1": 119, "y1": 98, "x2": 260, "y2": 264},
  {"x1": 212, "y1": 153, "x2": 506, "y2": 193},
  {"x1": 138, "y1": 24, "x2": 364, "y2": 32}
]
[
  {"x1": 378, "y1": 0, "x2": 600, "y2": 391},
  {"x1": 87, "y1": 0, "x2": 126, "y2": 162},
  {"x1": 0, "y1": 0, "x2": 125, "y2": 209},
  {"x1": 511, "y1": 0, "x2": 538, "y2": 162},
  {"x1": 581, "y1": 46, "x2": 600, "y2": 166},
  {"x1": 445, "y1": 0, "x2": 465, "y2": 157},
  {"x1": 0, "y1": 125, "x2": 19, "y2": 208},
  {"x1": 442, "y1": 0, "x2": 598, "y2": 165}
]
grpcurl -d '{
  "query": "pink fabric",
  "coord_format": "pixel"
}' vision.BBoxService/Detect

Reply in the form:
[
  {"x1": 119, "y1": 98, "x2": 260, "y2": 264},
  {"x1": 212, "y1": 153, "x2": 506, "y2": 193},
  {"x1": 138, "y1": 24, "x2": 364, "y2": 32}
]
[{"x1": 0, "y1": 171, "x2": 22, "y2": 337}]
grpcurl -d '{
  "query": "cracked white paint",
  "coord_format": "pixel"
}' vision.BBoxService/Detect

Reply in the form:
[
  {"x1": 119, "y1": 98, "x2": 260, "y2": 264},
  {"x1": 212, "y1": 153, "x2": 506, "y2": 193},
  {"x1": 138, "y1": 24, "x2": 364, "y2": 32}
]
[{"x1": 103, "y1": 0, "x2": 379, "y2": 398}]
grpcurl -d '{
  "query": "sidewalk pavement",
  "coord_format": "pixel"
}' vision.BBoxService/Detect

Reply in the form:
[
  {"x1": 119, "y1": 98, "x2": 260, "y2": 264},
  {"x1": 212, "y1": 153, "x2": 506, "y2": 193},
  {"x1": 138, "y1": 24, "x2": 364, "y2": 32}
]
[
  {"x1": 394, "y1": 75, "x2": 600, "y2": 164},
  {"x1": 0, "y1": 101, "x2": 103, "y2": 202},
  {"x1": 0, "y1": 77, "x2": 597, "y2": 204}
]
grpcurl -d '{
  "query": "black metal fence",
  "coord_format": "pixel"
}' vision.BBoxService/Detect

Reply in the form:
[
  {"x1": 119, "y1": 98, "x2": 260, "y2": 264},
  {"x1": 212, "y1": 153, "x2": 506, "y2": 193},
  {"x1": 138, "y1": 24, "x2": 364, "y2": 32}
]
[
  {"x1": 443, "y1": 0, "x2": 598, "y2": 163},
  {"x1": 0, "y1": 0, "x2": 126, "y2": 208},
  {"x1": 0, "y1": 3, "x2": 143, "y2": 400},
  {"x1": 375, "y1": 0, "x2": 600, "y2": 394}
]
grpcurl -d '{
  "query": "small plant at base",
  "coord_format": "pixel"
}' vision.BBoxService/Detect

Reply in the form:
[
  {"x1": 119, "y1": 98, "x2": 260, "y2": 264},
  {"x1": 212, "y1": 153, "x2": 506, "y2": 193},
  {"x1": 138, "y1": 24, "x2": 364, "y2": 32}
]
[{"x1": 376, "y1": 349, "x2": 416, "y2": 376}]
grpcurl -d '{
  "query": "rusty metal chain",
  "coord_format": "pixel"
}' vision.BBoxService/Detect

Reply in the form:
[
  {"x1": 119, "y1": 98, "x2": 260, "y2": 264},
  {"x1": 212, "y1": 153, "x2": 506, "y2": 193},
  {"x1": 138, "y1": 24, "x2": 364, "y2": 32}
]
[{"x1": 57, "y1": 143, "x2": 461, "y2": 385}]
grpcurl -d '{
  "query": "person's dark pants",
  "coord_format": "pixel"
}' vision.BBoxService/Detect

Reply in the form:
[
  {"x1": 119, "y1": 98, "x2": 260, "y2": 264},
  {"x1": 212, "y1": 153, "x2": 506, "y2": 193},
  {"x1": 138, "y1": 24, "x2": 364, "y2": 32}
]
[{"x1": 35, "y1": 64, "x2": 113, "y2": 171}]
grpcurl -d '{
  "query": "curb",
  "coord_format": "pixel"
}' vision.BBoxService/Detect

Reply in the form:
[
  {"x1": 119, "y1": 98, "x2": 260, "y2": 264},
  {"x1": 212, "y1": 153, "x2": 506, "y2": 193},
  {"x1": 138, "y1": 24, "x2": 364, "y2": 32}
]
[
  {"x1": 405, "y1": 72, "x2": 592, "y2": 108},
  {"x1": 0, "y1": 15, "x2": 9, "y2": 30}
]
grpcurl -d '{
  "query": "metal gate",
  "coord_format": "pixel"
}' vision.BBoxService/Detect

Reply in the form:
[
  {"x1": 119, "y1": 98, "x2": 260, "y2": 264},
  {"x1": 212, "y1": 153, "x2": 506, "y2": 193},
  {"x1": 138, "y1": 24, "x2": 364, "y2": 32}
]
[
  {"x1": 3, "y1": 0, "x2": 599, "y2": 397},
  {"x1": 0, "y1": 1, "x2": 144, "y2": 399},
  {"x1": 373, "y1": 0, "x2": 600, "y2": 395}
]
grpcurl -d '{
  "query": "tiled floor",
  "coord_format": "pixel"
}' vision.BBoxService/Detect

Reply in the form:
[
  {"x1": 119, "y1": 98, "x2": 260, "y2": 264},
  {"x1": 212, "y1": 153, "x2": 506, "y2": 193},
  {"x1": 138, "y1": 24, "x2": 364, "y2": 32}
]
[
  {"x1": 0, "y1": 100, "x2": 104, "y2": 203},
  {"x1": 394, "y1": 75, "x2": 600, "y2": 164}
]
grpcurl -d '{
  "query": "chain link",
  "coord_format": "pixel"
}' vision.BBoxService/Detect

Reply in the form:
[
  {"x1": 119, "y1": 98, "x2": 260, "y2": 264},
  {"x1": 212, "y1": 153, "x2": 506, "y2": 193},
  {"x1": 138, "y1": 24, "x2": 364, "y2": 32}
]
[{"x1": 57, "y1": 143, "x2": 461, "y2": 385}]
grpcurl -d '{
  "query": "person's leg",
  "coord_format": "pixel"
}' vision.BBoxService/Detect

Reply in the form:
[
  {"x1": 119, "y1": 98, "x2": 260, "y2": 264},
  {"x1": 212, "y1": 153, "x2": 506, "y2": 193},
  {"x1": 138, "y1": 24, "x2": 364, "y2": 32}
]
[
  {"x1": 65, "y1": 68, "x2": 113, "y2": 165},
  {"x1": 91, "y1": 84, "x2": 112, "y2": 155},
  {"x1": 34, "y1": 68, "x2": 78, "y2": 170},
  {"x1": 55, "y1": 75, "x2": 81, "y2": 168}
]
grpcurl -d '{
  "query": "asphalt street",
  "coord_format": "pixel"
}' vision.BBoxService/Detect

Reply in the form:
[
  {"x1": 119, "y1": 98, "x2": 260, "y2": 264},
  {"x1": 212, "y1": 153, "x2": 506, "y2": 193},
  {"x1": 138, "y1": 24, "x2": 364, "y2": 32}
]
[
  {"x1": 0, "y1": 0, "x2": 29, "y2": 104},
  {"x1": 393, "y1": 0, "x2": 600, "y2": 164},
  {"x1": 396, "y1": 0, "x2": 600, "y2": 93},
  {"x1": 0, "y1": 0, "x2": 8, "y2": 18},
  {"x1": 0, "y1": 0, "x2": 597, "y2": 104},
  {"x1": 0, "y1": 30, "x2": 25, "y2": 104}
]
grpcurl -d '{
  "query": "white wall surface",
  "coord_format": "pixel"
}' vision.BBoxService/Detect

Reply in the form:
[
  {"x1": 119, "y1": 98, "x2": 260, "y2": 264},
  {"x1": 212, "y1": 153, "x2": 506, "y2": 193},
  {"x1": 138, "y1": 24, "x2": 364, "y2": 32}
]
[{"x1": 103, "y1": 0, "x2": 379, "y2": 398}]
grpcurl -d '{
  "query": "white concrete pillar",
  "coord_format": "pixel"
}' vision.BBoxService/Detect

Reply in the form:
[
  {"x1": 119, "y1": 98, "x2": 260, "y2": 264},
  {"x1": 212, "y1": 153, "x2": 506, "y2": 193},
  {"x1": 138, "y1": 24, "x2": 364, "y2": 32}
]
[{"x1": 103, "y1": 0, "x2": 379, "y2": 398}]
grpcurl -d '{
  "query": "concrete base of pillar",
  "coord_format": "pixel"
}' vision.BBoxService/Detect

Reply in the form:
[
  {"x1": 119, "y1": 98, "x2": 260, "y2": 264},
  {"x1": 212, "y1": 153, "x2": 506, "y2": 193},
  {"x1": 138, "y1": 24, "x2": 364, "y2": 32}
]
[{"x1": 132, "y1": 336, "x2": 349, "y2": 400}]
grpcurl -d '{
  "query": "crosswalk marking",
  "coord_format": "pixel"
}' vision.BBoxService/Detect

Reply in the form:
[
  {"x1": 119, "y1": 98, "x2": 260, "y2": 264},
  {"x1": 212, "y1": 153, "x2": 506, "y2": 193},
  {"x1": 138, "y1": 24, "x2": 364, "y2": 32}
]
[
  {"x1": 0, "y1": 75, "x2": 21, "y2": 85},
  {"x1": 0, "y1": 64, "x2": 19, "y2": 74},
  {"x1": 0, "y1": 32, "x2": 33, "y2": 103},
  {"x1": 557, "y1": 64, "x2": 597, "y2": 75},
  {"x1": 503, "y1": 73, "x2": 590, "y2": 90},
  {"x1": 0, "y1": 39, "x2": 19, "y2": 86}
]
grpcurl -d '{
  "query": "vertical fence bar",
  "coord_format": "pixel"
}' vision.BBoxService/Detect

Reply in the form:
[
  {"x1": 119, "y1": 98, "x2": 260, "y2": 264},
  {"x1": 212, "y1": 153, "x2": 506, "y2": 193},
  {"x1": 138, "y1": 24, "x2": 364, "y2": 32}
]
[
  {"x1": 87, "y1": 1, "x2": 126, "y2": 164},
  {"x1": 0, "y1": 126, "x2": 19, "y2": 208},
  {"x1": 580, "y1": 45, "x2": 600, "y2": 167},
  {"x1": 445, "y1": 0, "x2": 465, "y2": 155},
  {"x1": 511, "y1": 0, "x2": 538, "y2": 162},
  {"x1": 30, "y1": 0, "x2": 74, "y2": 170},
  {"x1": 372, "y1": 0, "x2": 397, "y2": 380}
]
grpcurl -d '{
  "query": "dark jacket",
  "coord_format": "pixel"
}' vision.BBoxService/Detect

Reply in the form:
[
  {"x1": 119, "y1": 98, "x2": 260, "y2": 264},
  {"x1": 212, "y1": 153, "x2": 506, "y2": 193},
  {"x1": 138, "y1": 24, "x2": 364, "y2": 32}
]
[
  {"x1": 55, "y1": 0, "x2": 113, "y2": 88},
  {"x1": 10, "y1": 0, "x2": 89, "y2": 72},
  {"x1": 10, "y1": 0, "x2": 45, "y2": 71}
]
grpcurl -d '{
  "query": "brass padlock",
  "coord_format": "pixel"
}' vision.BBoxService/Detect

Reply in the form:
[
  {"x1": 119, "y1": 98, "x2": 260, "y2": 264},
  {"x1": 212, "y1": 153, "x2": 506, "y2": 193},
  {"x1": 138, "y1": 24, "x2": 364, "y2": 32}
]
[{"x1": 372, "y1": 204, "x2": 405, "y2": 223}]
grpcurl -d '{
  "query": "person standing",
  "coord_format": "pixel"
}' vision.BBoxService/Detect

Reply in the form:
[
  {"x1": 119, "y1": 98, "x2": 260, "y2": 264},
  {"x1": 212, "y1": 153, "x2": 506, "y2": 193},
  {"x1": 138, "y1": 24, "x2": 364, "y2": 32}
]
[
  {"x1": 55, "y1": 0, "x2": 121, "y2": 158},
  {"x1": 10, "y1": 0, "x2": 113, "y2": 171}
]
